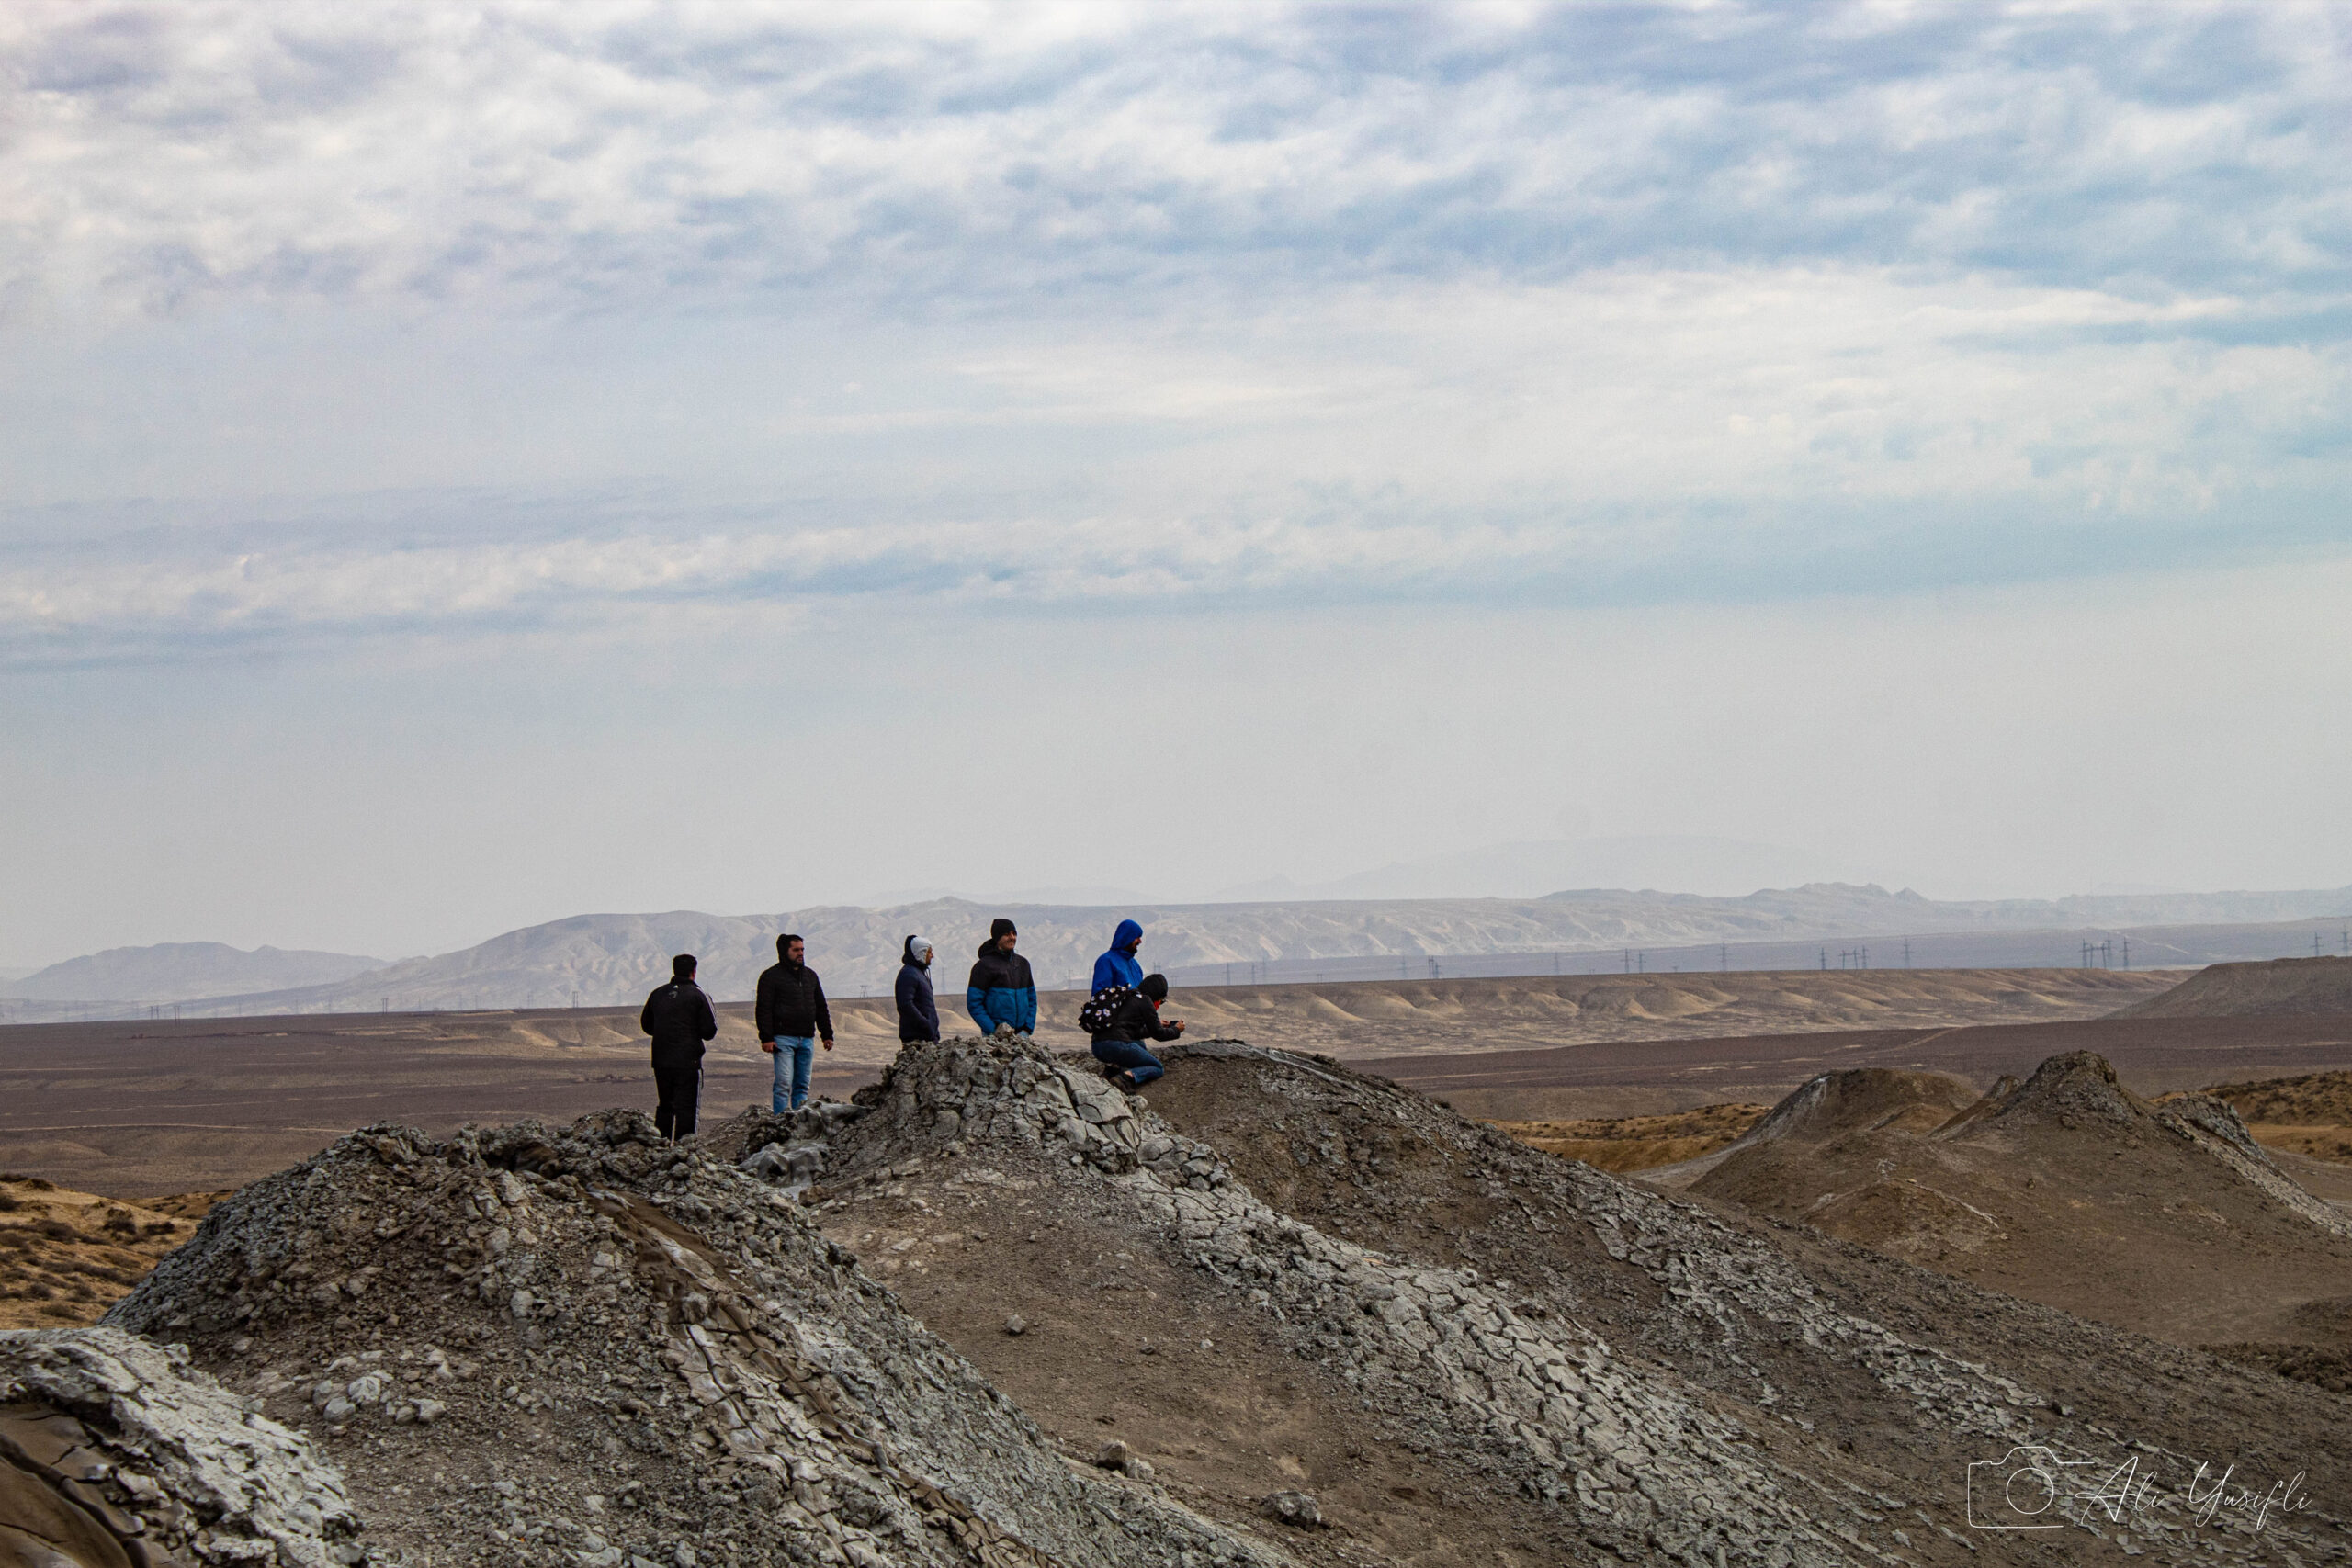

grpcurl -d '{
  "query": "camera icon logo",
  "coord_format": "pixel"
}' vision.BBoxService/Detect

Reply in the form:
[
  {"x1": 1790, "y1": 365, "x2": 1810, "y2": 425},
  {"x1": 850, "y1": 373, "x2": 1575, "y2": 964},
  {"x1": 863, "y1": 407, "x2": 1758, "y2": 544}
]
[{"x1": 1966, "y1": 1447, "x2": 2089, "y2": 1529}]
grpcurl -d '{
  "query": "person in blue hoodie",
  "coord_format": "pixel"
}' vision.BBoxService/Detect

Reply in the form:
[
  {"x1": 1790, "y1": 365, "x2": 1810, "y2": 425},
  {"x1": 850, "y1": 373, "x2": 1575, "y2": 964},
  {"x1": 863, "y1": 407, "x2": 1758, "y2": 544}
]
[
  {"x1": 967, "y1": 918, "x2": 1038, "y2": 1036},
  {"x1": 1091, "y1": 919, "x2": 1145, "y2": 997},
  {"x1": 896, "y1": 934, "x2": 941, "y2": 1043}
]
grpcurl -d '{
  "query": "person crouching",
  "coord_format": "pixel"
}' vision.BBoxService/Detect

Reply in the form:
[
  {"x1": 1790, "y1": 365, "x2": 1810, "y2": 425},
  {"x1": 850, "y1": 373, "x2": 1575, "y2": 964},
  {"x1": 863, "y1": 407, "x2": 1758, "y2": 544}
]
[{"x1": 1090, "y1": 972, "x2": 1184, "y2": 1091}]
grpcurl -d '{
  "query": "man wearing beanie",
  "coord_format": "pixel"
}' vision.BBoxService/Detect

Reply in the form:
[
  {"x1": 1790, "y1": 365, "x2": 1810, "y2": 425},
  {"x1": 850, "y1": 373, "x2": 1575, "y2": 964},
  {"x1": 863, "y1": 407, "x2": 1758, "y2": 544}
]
[
  {"x1": 1090, "y1": 971, "x2": 1184, "y2": 1091},
  {"x1": 639, "y1": 953, "x2": 718, "y2": 1139},
  {"x1": 966, "y1": 918, "x2": 1037, "y2": 1037},
  {"x1": 896, "y1": 934, "x2": 941, "y2": 1043}
]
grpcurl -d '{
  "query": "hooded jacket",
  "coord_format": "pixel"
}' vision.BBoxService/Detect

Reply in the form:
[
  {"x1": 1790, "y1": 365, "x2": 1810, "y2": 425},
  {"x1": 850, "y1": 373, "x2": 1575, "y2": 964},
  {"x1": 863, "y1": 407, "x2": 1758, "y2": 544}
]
[
  {"x1": 967, "y1": 939, "x2": 1037, "y2": 1035},
  {"x1": 1091, "y1": 919, "x2": 1146, "y2": 997},
  {"x1": 639, "y1": 976, "x2": 718, "y2": 1069},
  {"x1": 755, "y1": 942, "x2": 833, "y2": 1043},
  {"x1": 896, "y1": 935, "x2": 941, "y2": 1043}
]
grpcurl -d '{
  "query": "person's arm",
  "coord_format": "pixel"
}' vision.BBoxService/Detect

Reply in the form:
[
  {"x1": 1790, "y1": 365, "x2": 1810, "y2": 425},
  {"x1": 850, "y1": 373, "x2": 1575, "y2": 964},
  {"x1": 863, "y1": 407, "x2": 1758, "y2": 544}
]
[
  {"x1": 967, "y1": 984, "x2": 996, "y2": 1034},
  {"x1": 639, "y1": 990, "x2": 658, "y2": 1036},
  {"x1": 752, "y1": 971, "x2": 774, "y2": 1043},
  {"x1": 917, "y1": 974, "x2": 940, "y2": 1035},
  {"x1": 813, "y1": 973, "x2": 833, "y2": 1047},
  {"x1": 1091, "y1": 953, "x2": 1117, "y2": 996},
  {"x1": 695, "y1": 987, "x2": 718, "y2": 1042},
  {"x1": 1013, "y1": 976, "x2": 1038, "y2": 1032}
]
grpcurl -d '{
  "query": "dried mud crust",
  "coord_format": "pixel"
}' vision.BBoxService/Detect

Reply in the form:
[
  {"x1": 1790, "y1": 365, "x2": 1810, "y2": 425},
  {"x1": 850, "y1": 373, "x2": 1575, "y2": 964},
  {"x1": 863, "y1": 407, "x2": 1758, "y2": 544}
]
[
  {"x1": 806, "y1": 1040, "x2": 2246, "y2": 1566},
  {"x1": 105, "y1": 1111, "x2": 1293, "y2": 1568},
  {"x1": 1083, "y1": 1040, "x2": 2351, "y2": 1566},
  {"x1": 0, "y1": 1326, "x2": 359, "y2": 1568}
]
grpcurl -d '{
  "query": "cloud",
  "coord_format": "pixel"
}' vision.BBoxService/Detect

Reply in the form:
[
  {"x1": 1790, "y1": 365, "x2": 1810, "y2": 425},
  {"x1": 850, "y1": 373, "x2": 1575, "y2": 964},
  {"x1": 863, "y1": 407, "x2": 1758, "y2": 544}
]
[
  {"x1": 2, "y1": 1, "x2": 2349, "y2": 667},
  {"x1": 4, "y1": 2, "x2": 2347, "y2": 318}
]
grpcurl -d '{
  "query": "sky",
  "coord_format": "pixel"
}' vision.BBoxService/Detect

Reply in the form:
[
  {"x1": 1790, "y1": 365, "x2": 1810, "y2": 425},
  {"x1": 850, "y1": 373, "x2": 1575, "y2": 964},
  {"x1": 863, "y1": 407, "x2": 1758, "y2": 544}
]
[{"x1": 4, "y1": 1, "x2": 2350, "y2": 965}]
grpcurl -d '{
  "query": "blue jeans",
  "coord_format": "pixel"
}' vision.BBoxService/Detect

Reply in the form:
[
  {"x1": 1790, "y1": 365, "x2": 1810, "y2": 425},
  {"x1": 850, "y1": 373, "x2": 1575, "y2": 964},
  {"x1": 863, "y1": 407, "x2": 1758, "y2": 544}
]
[
  {"x1": 1091, "y1": 1038, "x2": 1164, "y2": 1087},
  {"x1": 770, "y1": 1037, "x2": 816, "y2": 1111}
]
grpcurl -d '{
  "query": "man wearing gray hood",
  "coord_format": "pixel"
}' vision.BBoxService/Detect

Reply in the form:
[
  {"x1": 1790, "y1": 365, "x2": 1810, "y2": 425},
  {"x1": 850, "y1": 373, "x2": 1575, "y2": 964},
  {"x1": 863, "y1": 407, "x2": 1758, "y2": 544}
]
[{"x1": 896, "y1": 934, "x2": 941, "y2": 1043}]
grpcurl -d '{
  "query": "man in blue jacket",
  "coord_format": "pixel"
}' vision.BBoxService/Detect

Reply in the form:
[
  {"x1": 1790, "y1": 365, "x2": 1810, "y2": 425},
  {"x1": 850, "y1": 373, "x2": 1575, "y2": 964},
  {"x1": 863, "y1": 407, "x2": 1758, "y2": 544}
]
[
  {"x1": 967, "y1": 918, "x2": 1037, "y2": 1037},
  {"x1": 897, "y1": 934, "x2": 941, "y2": 1043},
  {"x1": 1091, "y1": 919, "x2": 1145, "y2": 997}
]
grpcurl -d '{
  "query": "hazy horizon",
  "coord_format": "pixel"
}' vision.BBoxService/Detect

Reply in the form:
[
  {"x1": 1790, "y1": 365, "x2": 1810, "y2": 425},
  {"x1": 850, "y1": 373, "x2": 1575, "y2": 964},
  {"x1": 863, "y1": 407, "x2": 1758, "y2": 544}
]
[{"x1": 6, "y1": 4, "x2": 2348, "y2": 966}]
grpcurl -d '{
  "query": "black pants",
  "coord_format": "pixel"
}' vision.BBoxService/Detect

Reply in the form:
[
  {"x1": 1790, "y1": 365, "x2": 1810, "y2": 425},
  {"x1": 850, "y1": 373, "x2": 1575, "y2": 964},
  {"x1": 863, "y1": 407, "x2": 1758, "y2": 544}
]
[{"x1": 654, "y1": 1063, "x2": 702, "y2": 1139}]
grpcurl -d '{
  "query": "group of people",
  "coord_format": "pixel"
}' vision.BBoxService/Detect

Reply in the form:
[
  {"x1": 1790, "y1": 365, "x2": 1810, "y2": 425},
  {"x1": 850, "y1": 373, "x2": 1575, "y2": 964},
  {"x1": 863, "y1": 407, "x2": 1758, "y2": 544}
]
[{"x1": 638, "y1": 918, "x2": 1186, "y2": 1138}]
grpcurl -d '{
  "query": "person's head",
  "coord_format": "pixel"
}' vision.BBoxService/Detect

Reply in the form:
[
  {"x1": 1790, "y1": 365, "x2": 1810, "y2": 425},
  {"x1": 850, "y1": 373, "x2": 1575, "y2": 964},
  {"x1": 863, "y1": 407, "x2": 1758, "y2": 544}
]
[
  {"x1": 778, "y1": 932, "x2": 805, "y2": 964},
  {"x1": 1114, "y1": 918, "x2": 1144, "y2": 955},
  {"x1": 904, "y1": 934, "x2": 933, "y2": 967},
  {"x1": 991, "y1": 917, "x2": 1018, "y2": 953},
  {"x1": 1140, "y1": 973, "x2": 1169, "y2": 1003},
  {"x1": 672, "y1": 954, "x2": 697, "y2": 980}
]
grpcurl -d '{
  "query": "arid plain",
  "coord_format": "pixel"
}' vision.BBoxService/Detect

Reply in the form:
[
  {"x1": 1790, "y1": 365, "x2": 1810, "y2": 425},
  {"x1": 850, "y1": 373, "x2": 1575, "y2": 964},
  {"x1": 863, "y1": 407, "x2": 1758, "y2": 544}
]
[{"x1": 3, "y1": 965, "x2": 2188, "y2": 1195}]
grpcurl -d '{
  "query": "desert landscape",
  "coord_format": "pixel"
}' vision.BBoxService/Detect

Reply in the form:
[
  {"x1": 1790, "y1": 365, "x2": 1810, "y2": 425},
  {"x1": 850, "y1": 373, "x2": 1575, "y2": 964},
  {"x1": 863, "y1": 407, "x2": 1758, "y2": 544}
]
[{"x1": 7, "y1": 958, "x2": 2352, "y2": 1565}]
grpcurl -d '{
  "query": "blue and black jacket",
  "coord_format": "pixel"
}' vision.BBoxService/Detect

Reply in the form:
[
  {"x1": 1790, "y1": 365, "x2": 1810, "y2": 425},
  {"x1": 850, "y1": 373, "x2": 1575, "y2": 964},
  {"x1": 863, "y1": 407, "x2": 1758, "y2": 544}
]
[
  {"x1": 1091, "y1": 919, "x2": 1145, "y2": 997},
  {"x1": 967, "y1": 941, "x2": 1038, "y2": 1035}
]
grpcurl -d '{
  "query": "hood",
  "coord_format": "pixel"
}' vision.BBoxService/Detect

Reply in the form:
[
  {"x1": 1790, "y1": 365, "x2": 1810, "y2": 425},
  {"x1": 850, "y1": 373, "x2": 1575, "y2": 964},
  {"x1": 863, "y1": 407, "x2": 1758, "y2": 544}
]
[
  {"x1": 902, "y1": 934, "x2": 932, "y2": 968},
  {"x1": 1112, "y1": 919, "x2": 1144, "y2": 953}
]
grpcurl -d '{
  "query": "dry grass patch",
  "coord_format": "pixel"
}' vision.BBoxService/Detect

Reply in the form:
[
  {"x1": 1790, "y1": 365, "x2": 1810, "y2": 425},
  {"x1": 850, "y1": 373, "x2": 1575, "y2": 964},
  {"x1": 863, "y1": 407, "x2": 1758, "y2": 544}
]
[{"x1": 0, "y1": 1174, "x2": 224, "y2": 1327}]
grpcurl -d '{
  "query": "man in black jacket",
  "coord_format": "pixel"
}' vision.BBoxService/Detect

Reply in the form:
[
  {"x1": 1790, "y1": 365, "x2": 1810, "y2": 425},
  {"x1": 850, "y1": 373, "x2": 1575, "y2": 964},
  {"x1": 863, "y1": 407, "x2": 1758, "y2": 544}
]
[
  {"x1": 755, "y1": 933, "x2": 834, "y2": 1112},
  {"x1": 1089, "y1": 972, "x2": 1184, "y2": 1091},
  {"x1": 640, "y1": 953, "x2": 718, "y2": 1139}
]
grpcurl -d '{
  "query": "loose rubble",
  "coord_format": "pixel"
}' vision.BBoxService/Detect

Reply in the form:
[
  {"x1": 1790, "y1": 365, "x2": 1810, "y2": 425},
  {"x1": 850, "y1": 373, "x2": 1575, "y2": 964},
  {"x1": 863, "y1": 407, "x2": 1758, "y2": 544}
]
[
  {"x1": 0, "y1": 1326, "x2": 359, "y2": 1568},
  {"x1": 107, "y1": 1110, "x2": 1294, "y2": 1568}
]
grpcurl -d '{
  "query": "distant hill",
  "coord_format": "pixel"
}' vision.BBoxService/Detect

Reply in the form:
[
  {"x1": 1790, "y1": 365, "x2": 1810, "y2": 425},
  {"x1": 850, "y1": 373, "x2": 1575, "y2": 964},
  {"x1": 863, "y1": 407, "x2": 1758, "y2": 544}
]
[
  {"x1": 17, "y1": 880, "x2": 2351, "y2": 1020},
  {"x1": 2114, "y1": 956, "x2": 2352, "y2": 1019},
  {"x1": 7, "y1": 942, "x2": 386, "y2": 1002}
]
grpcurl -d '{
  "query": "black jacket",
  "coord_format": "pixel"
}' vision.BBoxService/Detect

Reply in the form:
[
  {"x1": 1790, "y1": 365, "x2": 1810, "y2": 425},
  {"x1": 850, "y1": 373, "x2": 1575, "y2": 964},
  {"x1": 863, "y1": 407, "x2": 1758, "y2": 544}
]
[
  {"x1": 896, "y1": 938, "x2": 940, "y2": 1043},
  {"x1": 1094, "y1": 988, "x2": 1182, "y2": 1045},
  {"x1": 755, "y1": 960, "x2": 833, "y2": 1043},
  {"x1": 639, "y1": 977, "x2": 718, "y2": 1068}
]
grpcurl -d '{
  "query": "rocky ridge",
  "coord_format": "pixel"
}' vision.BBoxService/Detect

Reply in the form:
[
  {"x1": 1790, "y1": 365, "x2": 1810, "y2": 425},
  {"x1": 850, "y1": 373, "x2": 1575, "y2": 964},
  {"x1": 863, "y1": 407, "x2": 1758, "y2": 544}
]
[{"x1": 106, "y1": 1110, "x2": 1292, "y2": 1568}]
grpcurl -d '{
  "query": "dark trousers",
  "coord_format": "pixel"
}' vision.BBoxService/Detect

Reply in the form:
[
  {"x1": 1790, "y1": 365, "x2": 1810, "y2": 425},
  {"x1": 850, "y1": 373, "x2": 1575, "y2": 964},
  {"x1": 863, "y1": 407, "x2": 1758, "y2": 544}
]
[
  {"x1": 1091, "y1": 1038, "x2": 1165, "y2": 1086},
  {"x1": 654, "y1": 1062, "x2": 702, "y2": 1139}
]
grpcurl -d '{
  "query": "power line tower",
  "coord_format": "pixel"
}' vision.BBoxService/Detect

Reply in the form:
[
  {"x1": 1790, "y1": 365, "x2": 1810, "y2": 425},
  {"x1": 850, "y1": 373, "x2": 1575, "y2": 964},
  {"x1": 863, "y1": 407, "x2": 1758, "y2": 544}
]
[
  {"x1": 1901, "y1": 936, "x2": 1911, "y2": 968},
  {"x1": 1819, "y1": 946, "x2": 1827, "y2": 970},
  {"x1": 2120, "y1": 937, "x2": 2131, "y2": 969},
  {"x1": 1720, "y1": 942, "x2": 1728, "y2": 973}
]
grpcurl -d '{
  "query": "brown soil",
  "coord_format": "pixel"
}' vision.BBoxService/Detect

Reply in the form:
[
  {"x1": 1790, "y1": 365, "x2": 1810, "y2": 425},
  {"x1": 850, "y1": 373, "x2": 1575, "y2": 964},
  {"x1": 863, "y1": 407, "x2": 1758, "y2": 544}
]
[
  {"x1": 0, "y1": 1175, "x2": 216, "y2": 1328},
  {"x1": 2118, "y1": 955, "x2": 2352, "y2": 1018},
  {"x1": 1672, "y1": 1053, "x2": 2352, "y2": 1352},
  {"x1": 1487, "y1": 1103, "x2": 1767, "y2": 1173},
  {"x1": 1361, "y1": 1011, "x2": 2352, "y2": 1122},
  {"x1": 800, "y1": 1133, "x2": 1545, "y2": 1566}
]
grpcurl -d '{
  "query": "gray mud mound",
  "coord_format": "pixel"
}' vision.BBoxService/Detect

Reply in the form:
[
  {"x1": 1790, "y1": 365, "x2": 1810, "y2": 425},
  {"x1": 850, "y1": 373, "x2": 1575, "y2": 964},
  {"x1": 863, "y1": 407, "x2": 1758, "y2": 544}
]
[
  {"x1": 0, "y1": 1326, "x2": 357, "y2": 1568},
  {"x1": 106, "y1": 1111, "x2": 1290, "y2": 1568},
  {"x1": 797, "y1": 1037, "x2": 2352, "y2": 1566}
]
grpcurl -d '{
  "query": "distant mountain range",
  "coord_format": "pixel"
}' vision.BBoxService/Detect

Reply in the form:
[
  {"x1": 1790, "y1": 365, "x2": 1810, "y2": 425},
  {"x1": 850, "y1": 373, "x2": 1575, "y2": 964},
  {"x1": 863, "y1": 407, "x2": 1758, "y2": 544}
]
[
  {"x1": 8, "y1": 881, "x2": 2348, "y2": 1021},
  {"x1": 7, "y1": 942, "x2": 386, "y2": 1002}
]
